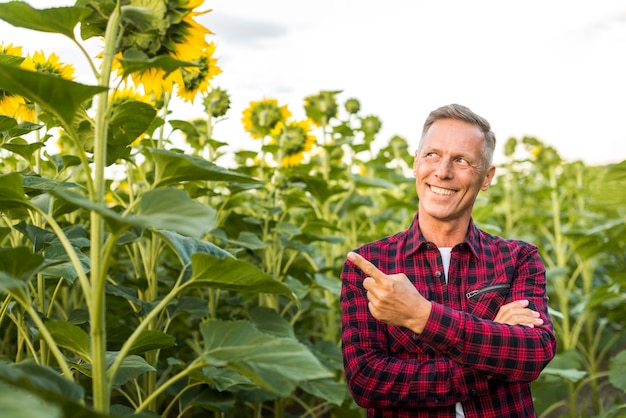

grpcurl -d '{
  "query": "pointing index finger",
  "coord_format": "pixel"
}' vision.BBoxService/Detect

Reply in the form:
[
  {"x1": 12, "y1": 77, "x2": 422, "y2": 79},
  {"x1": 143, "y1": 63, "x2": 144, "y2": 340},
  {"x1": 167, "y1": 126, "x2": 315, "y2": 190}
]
[{"x1": 347, "y1": 252, "x2": 387, "y2": 281}]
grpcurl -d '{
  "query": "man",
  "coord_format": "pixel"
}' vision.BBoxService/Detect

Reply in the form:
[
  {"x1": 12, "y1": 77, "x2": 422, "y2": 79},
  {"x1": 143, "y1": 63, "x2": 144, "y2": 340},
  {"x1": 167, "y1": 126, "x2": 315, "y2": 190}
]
[{"x1": 340, "y1": 104, "x2": 556, "y2": 417}]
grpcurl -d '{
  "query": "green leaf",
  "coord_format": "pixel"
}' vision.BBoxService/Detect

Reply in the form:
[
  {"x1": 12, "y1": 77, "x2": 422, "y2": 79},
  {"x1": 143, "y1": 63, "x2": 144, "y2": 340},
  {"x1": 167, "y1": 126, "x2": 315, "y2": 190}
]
[
  {"x1": 118, "y1": 49, "x2": 196, "y2": 78},
  {"x1": 0, "y1": 172, "x2": 31, "y2": 210},
  {"x1": 133, "y1": 188, "x2": 216, "y2": 238},
  {"x1": 106, "y1": 353, "x2": 156, "y2": 387},
  {"x1": 2, "y1": 140, "x2": 44, "y2": 162},
  {"x1": 106, "y1": 100, "x2": 156, "y2": 165},
  {"x1": 51, "y1": 189, "x2": 128, "y2": 231},
  {"x1": 0, "y1": 114, "x2": 18, "y2": 134},
  {"x1": 250, "y1": 307, "x2": 296, "y2": 339},
  {"x1": 299, "y1": 378, "x2": 347, "y2": 406},
  {"x1": 126, "y1": 330, "x2": 176, "y2": 356},
  {"x1": 226, "y1": 231, "x2": 266, "y2": 250},
  {"x1": 609, "y1": 350, "x2": 626, "y2": 392},
  {"x1": 0, "y1": 3, "x2": 91, "y2": 38},
  {"x1": 169, "y1": 119, "x2": 201, "y2": 138},
  {"x1": 0, "y1": 63, "x2": 106, "y2": 129},
  {"x1": 22, "y1": 175, "x2": 84, "y2": 194},
  {"x1": 0, "y1": 247, "x2": 45, "y2": 279},
  {"x1": 44, "y1": 319, "x2": 91, "y2": 361},
  {"x1": 148, "y1": 148, "x2": 260, "y2": 187},
  {"x1": 541, "y1": 367, "x2": 587, "y2": 383},
  {"x1": 0, "y1": 361, "x2": 84, "y2": 403},
  {"x1": 40, "y1": 243, "x2": 91, "y2": 284},
  {"x1": 189, "y1": 254, "x2": 295, "y2": 301},
  {"x1": 352, "y1": 173, "x2": 397, "y2": 188},
  {"x1": 156, "y1": 229, "x2": 233, "y2": 268},
  {"x1": 0, "y1": 271, "x2": 30, "y2": 304},
  {"x1": 0, "y1": 385, "x2": 61, "y2": 418},
  {"x1": 199, "y1": 319, "x2": 332, "y2": 396}
]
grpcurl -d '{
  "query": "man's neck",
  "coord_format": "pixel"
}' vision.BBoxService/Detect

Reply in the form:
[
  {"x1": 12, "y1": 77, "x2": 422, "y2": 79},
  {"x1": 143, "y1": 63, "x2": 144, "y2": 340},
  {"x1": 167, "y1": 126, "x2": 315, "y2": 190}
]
[{"x1": 418, "y1": 214, "x2": 470, "y2": 248}]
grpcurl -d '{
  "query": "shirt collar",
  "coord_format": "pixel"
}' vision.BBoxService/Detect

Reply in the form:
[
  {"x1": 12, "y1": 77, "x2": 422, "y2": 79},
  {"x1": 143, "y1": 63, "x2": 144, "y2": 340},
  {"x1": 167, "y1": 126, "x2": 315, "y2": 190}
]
[{"x1": 406, "y1": 212, "x2": 481, "y2": 259}]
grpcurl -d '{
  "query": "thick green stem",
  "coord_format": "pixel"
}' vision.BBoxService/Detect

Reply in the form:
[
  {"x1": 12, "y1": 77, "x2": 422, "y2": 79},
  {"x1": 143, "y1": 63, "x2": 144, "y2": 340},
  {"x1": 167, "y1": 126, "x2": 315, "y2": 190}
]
[{"x1": 90, "y1": 3, "x2": 121, "y2": 413}]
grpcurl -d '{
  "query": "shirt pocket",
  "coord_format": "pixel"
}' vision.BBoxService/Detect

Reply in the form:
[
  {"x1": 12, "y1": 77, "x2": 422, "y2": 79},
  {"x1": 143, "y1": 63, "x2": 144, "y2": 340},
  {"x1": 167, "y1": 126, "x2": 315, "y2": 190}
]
[{"x1": 465, "y1": 283, "x2": 511, "y2": 319}]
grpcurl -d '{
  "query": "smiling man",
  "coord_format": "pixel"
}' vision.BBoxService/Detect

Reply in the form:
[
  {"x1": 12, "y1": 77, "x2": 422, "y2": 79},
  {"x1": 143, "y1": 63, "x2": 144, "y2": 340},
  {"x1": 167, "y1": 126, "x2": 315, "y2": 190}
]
[{"x1": 340, "y1": 104, "x2": 556, "y2": 417}]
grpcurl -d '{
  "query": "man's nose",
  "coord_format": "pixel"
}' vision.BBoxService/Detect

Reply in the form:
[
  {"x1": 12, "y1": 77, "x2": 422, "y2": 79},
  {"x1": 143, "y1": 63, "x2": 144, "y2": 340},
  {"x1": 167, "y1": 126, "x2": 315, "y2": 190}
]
[{"x1": 434, "y1": 159, "x2": 453, "y2": 179}]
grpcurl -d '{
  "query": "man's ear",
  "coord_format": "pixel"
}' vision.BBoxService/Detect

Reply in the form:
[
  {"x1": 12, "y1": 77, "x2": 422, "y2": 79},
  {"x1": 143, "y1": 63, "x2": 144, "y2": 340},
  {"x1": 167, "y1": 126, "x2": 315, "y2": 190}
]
[
  {"x1": 481, "y1": 165, "x2": 496, "y2": 190},
  {"x1": 413, "y1": 150, "x2": 419, "y2": 176}
]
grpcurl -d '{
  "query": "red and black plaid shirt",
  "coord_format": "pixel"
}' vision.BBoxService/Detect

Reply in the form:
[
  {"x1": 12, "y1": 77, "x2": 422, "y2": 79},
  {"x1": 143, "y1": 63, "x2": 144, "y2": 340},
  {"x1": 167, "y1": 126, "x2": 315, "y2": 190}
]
[{"x1": 341, "y1": 213, "x2": 557, "y2": 418}]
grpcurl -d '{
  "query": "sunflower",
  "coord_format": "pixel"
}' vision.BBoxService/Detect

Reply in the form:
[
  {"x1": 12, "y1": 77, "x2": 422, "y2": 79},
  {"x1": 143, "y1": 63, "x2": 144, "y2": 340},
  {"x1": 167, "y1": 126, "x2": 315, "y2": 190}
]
[
  {"x1": 203, "y1": 87, "x2": 230, "y2": 118},
  {"x1": 242, "y1": 98, "x2": 291, "y2": 139},
  {"x1": 304, "y1": 90, "x2": 339, "y2": 127},
  {"x1": 0, "y1": 42, "x2": 32, "y2": 121},
  {"x1": 114, "y1": 0, "x2": 219, "y2": 102},
  {"x1": 21, "y1": 50, "x2": 75, "y2": 80},
  {"x1": 175, "y1": 43, "x2": 222, "y2": 102},
  {"x1": 269, "y1": 119, "x2": 316, "y2": 167}
]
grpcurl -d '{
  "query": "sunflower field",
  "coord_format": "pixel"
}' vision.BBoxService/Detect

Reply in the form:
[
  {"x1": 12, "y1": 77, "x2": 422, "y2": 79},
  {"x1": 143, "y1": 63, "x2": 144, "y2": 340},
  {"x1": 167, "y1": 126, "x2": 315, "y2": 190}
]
[{"x1": 0, "y1": 2, "x2": 625, "y2": 418}]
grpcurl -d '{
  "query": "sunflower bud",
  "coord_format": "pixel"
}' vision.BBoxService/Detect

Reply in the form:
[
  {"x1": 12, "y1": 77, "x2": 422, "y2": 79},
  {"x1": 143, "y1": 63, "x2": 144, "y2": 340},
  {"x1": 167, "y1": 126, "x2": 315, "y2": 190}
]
[
  {"x1": 203, "y1": 87, "x2": 231, "y2": 118},
  {"x1": 344, "y1": 98, "x2": 361, "y2": 114},
  {"x1": 304, "y1": 90, "x2": 339, "y2": 127}
]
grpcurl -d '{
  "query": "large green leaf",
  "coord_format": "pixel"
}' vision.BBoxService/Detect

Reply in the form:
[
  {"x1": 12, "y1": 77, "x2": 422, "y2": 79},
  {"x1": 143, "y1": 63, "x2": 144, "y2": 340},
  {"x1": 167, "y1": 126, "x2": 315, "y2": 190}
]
[
  {"x1": 0, "y1": 247, "x2": 45, "y2": 279},
  {"x1": 189, "y1": 254, "x2": 295, "y2": 301},
  {"x1": 106, "y1": 100, "x2": 157, "y2": 165},
  {"x1": 199, "y1": 319, "x2": 332, "y2": 396},
  {"x1": 0, "y1": 63, "x2": 106, "y2": 129},
  {"x1": 52, "y1": 188, "x2": 214, "y2": 237},
  {"x1": 44, "y1": 319, "x2": 91, "y2": 361},
  {"x1": 299, "y1": 378, "x2": 347, "y2": 406},
  {"x1": 133, "y1": 188, "x2": 216, "y2": 238},
  {"x1": 0, "y1": 361, "x2": 83, "y2": 403},
  {"x1": 147, "y1": 148, "x2": 260, "y2": 187},
  {"x1": 0, "y1": 3, "x2": 91, "y2": 38},
  {"x1": 0, "y1": 385, "x2": 61, "y2": 418},
  {"x1": 0, "y1": 362, "x2": 112, "y2": 418}
]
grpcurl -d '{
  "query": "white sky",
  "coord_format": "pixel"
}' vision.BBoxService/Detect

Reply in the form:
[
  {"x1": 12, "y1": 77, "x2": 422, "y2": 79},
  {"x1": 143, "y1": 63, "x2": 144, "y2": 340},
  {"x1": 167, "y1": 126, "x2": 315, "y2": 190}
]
[{"x1": 2, "y1": 0, "x2": 626, "y2": 165}]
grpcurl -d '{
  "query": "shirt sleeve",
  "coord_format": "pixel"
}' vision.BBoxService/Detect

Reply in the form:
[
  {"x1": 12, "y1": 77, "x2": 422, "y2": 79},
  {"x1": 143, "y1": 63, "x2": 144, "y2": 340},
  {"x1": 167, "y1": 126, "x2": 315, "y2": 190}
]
[
  {"x1": 419, "y1": 243, "x2": 557, "y2": 382},
  {"x1": 341, "y1": 262, "x2": 491, "y2": 409}
]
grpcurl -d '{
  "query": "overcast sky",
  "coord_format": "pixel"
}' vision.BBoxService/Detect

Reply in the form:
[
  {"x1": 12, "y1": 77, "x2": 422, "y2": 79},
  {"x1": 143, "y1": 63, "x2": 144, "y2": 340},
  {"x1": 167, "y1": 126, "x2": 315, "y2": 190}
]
[{"x1": 3, "y1": 0, "x2": 626, "y2": 165}]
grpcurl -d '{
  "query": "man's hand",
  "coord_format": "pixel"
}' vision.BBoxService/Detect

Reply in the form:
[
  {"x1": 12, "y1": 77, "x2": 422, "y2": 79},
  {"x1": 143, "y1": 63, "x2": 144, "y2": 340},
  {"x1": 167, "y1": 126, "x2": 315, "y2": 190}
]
[
  {"x1": 494, "y1": 299, "x2": 544, "y2": 328},
  {"x1": 347, "y1": 252, "x2": 432, "y2": 333}
]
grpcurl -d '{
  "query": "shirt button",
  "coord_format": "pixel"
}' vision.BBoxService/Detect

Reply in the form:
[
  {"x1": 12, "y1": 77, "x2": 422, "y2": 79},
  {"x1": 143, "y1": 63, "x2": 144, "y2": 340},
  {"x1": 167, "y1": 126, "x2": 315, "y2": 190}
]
[
  {"x1": 426, "y1": 243, "x2": 433, "y2": 249},
  {"x1": 435, "y1": 271, "x2": 442, "y2": 278},
  {"x1": 469, "y1": 389, "x2": 478, "y2": 397}
]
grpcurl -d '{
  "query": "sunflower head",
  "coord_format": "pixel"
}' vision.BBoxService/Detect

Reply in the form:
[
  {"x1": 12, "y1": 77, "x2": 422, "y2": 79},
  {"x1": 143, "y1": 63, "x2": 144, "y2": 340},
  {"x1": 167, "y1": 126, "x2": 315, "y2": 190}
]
[
  {"x1": 203, "y1": 87, "x2": 231, "y2": 118},
  {"x1": 269, "y1": 119, "x2": 316, "y2": 167},
  {"x1": 109, "y1": 0, "x2": 219, "y2": 101},
  {"x1": 176, "y1": 43, "x2": 222, "y2": 102},
  {"x1": 304, "y1": 90, "x2": 339, "y2": 127},
  {"x1": 344, "y1": 98, "x2": 361, "y2": 115},
  {"x1": 242, "y1": 98, "x2": 291, "y2": 139},
  {"x1": 359, "y1": 115, "x2": 382, "y2": 142},
  {"x1": 21, "y1": 50, "x2": 75, "y2": 80},
  {"x1": 0, "y1": 43, "x2": 33, "y2": 121}
]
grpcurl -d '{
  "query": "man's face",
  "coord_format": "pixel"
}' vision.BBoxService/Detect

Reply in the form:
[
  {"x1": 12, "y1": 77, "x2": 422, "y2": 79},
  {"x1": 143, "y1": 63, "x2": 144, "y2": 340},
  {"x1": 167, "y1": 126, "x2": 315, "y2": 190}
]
[{"x1": 413, "y1": 118, "x2": 495, "y2": 225}]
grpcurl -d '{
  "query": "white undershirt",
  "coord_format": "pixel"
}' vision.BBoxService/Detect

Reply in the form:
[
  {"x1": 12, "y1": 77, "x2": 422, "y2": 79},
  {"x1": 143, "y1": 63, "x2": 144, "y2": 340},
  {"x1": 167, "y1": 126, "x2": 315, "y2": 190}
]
[{"x1": 439, "y1": 248, "x2": 465, "y2": 418}]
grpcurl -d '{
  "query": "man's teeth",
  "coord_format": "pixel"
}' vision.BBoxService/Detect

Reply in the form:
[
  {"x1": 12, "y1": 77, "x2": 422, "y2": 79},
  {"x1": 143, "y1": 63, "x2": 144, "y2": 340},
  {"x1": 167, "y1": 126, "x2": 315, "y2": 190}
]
[{"x1": 431, "y1": 186, "x2": 455, "y2": 195}]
